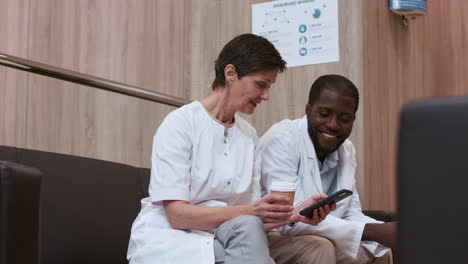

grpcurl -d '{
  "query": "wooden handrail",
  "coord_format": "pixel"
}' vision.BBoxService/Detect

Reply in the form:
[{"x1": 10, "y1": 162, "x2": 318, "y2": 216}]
[{"x1": 0, "y1": 52, "x2": 190, "y2": 107}]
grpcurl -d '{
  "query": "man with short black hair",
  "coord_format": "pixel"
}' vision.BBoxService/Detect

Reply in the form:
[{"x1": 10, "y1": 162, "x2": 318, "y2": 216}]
[{"x1": 259, "y1": 75, "x2": 396, "y2": 264}]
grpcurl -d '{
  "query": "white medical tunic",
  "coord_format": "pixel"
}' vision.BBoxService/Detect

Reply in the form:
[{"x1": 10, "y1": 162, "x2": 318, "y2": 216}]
[
  {"x1": 127, "y1": 101, "x2": 260, "y2": 264},
  {"x1": 258, "y1": 116, "x2": 389, "y2": 262}
]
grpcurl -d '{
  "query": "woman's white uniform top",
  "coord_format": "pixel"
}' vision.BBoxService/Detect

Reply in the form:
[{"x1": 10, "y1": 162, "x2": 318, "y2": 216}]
[{"x1": 127, "y1": 101, "x2": 261, "y2": 264}]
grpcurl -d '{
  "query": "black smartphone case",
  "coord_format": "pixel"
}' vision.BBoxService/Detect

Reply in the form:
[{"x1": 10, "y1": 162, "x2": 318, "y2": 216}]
[{"x1": 299, "y1": 189, "x2": 353, "y2": 218}]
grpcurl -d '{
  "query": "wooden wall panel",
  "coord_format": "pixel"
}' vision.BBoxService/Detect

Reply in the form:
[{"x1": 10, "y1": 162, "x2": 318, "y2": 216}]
[
  {"x1": 25, "y1": 75, "x2": 175, "y2": 167},
  {"x1": 429, "y1": 0, "x2": 468, "y2": 97},
  {"x1": 364, "y1": 0, "x2": 468, "y2": 210},
  {"x1": 26, "y1": 0, "x2": 188, "y2": 96},
  {"x1": 3, "y1": 0, "x2": 467, "y2": 209},
  {"x1": 0, "y1": 0, "x2": 29, "y2": 147},
  {"x1": 22, "y1": 0, "x2": 185, "y2": 167},
  {"x1": 190, "y1": 0, "x2": 366, "y2": 197},
  {"x1": 363, "y1": 0, "x2": 432, "y2": 210}
]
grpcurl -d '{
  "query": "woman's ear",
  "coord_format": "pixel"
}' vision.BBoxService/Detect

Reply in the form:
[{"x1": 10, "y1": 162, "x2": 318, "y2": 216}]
[{"x1": 224, "y1": 64, "x2": 237, "y2": 83}]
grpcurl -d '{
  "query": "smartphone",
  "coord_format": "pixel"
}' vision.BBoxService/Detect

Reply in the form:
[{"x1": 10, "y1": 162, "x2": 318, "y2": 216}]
[{"x1": 299, "y1": 189, "x2": 353, "y2": 218}]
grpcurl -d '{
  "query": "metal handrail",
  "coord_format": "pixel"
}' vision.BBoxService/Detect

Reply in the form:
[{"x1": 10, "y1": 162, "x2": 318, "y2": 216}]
[{"x1": 0, "y1": 52, "x2": 190, "y2": 107}]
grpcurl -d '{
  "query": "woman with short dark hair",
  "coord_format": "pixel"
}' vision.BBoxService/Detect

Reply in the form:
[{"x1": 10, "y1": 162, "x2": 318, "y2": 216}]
[{"x1": 127, "y1": 34, "x2": 328, "y2": 264}]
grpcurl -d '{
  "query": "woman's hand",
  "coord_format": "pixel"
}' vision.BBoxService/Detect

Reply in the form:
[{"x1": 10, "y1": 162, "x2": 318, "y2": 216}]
[
  {"x1": 288, "y1": 194, "x2": 335, "y2": 226},
  {"x1": 247, "y1": 194, "x2": 294, "y2": 231}
]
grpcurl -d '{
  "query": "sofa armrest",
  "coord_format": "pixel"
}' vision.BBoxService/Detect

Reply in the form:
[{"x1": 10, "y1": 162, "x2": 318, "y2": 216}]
[
  {"x1": 363, "y1": 210, "x2": 398, "y2": 222},
  {"x1": 0, "y1": 161, "x2": 42, "y2": 264}
]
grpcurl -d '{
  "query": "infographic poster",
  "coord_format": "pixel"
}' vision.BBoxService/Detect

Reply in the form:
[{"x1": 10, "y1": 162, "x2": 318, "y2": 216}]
[{"x1": 252, "y1": 0, "x2": 339, "y2": 67}]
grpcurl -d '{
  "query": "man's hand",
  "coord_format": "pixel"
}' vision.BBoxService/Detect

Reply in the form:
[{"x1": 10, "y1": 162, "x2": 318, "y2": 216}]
[
  {"x1": 362, "y1": 222, "x2": 397, "y2": 251},
  {"x1": 247, "y1": 194, "x2": 293, "y2": 231},
  {"x1": 289, "y1": 194, "x2": 336, "y2": 226}
]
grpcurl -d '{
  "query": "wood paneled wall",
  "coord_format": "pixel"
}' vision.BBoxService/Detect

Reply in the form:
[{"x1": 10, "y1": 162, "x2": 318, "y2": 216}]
[
  {"x1": 1, "y1": 0, "x2": 185, "y2": 167},
  {"x1": 363, "y1": 0, "x2": 468, "y2": 210},
  {"x1": 1, "y1": 0, "x2": 366, "y2": 196},
  {"x1": 0, "y1": 0, "x2": 29, "y2": 148},
  {"x1": 0, "y1": 0, "x2": 366, "y2": 199},
  {"x1": 429, "y1": 0, "x2": 468, "y2": 97},
  {"x1": 7, "y1": 0, "x2": 467, "y2": 209},
  {"x1": 190, "y1": 0, "x2": 366, "y2": 196}
]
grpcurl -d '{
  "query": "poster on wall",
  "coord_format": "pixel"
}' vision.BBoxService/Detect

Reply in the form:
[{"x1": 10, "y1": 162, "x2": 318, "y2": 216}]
[{"x1": 252, "y1": 0, "x2": 339, "y2": 67}]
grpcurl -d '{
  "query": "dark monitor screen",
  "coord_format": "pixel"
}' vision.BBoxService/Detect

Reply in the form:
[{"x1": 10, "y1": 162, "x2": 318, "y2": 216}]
[{"x1": 397, "y1": 96, "x2": 468, "y2": 264}]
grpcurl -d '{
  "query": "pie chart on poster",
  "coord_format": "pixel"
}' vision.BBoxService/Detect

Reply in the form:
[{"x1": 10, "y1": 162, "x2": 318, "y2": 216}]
[{"x1": 312, "y1": 8, "x2": 321, "y2": 19}]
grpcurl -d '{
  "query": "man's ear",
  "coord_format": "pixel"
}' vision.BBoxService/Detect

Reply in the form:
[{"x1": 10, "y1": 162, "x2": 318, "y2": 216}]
[
  {"x1": 305, "y1": 103, "x2": 312, "y2": 116},
  {"x1": 224, "y1": 64, "x2": 237, "y2": 83}
]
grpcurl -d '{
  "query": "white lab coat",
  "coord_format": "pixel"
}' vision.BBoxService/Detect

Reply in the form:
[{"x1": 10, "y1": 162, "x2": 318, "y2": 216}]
[
  {"x1": 258, "y1": 116, "x2": 389, "y2": 261},
  {"x1": 127, "y1": 101, "x2": 261, "y2": 264}
]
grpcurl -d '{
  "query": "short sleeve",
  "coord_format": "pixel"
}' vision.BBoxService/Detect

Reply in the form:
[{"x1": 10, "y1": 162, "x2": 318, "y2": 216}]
[{"x1": 148, "y1": 109, "x2": 192, "y2": 203}]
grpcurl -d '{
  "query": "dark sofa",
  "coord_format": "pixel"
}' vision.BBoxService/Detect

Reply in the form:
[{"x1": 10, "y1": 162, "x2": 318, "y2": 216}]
[
  {"x1": 0, "y1": 145, "x2": 396, "y2": 264},
  {"x1": 0, "y1": 145, "x2": 150, "y2": 264}
]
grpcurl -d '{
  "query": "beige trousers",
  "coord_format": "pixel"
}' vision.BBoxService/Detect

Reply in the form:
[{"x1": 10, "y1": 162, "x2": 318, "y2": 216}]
[{"x1": 267, "y1": 232, "x2": 393, "y2": 264}]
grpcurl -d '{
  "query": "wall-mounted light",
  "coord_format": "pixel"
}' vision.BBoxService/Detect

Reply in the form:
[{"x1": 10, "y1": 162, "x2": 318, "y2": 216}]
[{"x1": 390, "y1": 0, "x2": 427, "y2": 26}]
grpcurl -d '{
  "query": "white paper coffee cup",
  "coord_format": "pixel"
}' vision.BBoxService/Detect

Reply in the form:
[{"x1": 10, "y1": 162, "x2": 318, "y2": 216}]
[{"x1": 270, "y1": 181, "x2": 296, "y2": 206}]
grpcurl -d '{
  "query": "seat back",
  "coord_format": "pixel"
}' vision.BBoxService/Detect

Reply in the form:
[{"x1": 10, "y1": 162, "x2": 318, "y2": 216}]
[
  {"x1": 0, "y1": 161, "x2": 42, "y2": 264},
  {"x1": 0, "y1": 146, "x2": 150, "y2": 264},
  {"x1": 397, "y1": 96, "x2": 468, "y2": 263}
]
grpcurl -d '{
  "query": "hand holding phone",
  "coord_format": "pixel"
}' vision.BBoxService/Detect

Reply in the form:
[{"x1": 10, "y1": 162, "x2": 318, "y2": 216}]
[{"x1": 299, "y1": 189, "x2": 353, "y2": 218}]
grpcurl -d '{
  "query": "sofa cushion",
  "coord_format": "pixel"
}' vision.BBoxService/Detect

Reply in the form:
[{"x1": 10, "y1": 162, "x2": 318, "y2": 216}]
[{"x1": 17, "y1": 148, "x2": 149, "y2": 264}]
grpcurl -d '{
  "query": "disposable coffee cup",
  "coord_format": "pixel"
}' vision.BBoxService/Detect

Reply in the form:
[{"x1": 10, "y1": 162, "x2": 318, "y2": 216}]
[{"x1": 270, "y1": 181, "x2": 296, "y2": 206}]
